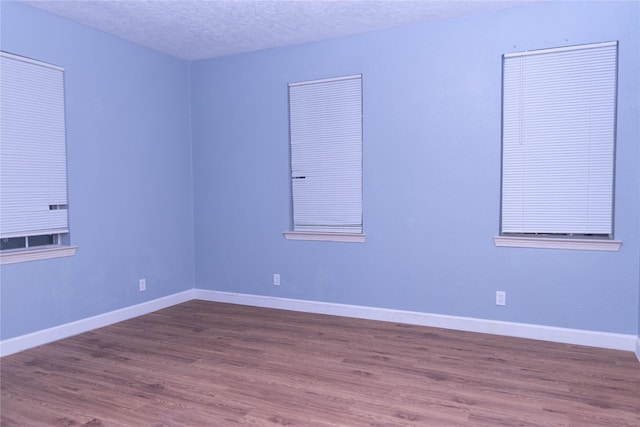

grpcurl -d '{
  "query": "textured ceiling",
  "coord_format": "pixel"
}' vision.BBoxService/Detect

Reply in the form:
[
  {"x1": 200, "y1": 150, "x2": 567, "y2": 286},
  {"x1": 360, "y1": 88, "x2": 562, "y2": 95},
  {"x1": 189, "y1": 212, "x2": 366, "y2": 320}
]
[{"x1": 20, "y1": 0, "x2": 536, "y2": 61}]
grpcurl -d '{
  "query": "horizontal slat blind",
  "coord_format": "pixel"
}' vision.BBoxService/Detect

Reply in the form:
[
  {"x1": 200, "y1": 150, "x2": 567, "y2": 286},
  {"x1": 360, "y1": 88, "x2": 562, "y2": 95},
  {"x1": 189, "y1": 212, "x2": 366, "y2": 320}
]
[
  {"x1": 0, "y1": 52, "x2": 69, "y2": 238},
  {"x1": 289, "y1": 75, "x2": 362, "y2": 233},
  {"x1": 501, "y1": 41, "x2": 617, "y2": 236}
]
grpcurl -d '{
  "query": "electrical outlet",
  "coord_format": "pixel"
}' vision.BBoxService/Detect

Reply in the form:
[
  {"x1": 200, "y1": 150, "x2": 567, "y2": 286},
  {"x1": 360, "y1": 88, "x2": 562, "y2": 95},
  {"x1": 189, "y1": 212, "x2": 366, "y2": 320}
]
[
  {"x1": 139, "y1": 278, "x2": 146, "y2": 292},
  {"x1": 273, "y1": 273, "x2": 280, "y2": 286},
  {"x1": 496, "y1": 291, "x2": 506, "y2": 306}
]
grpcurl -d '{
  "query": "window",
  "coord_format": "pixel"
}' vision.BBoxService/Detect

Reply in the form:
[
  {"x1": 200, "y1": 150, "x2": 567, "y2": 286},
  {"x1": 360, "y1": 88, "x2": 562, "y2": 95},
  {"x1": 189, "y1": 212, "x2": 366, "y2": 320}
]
[
  {"x1": 495, "y1": 41, "x2": 620, "y2": 251},
  {"x1": 0, "y1": 52, "x2": 76, "y2": 264},
  {"x1": 284, "y1": 75, "x2": 364, "y2": 243}
]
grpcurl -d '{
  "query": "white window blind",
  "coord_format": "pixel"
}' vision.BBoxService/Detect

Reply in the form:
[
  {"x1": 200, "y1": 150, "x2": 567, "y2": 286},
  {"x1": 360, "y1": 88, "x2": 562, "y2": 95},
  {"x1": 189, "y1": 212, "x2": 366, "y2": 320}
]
[
  {"x1": 501, "y1": 41, "x2": 617, "y2": 237},
  {"x1": 289, "y1": 75, "x2": 363, "y2": 234},
  {"x1": 0, "y1": 52, "x2": 69, "y2": 239}
]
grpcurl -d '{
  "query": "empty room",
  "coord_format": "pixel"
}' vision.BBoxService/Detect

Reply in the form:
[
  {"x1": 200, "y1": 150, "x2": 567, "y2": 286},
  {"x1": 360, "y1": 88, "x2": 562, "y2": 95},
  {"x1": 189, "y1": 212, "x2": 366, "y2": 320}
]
[{"x1": 1, "y1": 0, "x2": 639, "y2": 425}]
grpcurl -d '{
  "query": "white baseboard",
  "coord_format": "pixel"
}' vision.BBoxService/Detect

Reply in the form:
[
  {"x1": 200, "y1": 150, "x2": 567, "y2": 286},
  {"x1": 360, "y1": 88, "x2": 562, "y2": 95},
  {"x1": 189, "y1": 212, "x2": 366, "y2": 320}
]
[
  {"x1": 0, "y1": 290, "x2": 195, "y2": 357},
  {"x1": 2, "y1": 288, "x2": 637, "y2": 359},
  {"x1": 194, "y1": 289, "x2": 638, "y2": 353}
]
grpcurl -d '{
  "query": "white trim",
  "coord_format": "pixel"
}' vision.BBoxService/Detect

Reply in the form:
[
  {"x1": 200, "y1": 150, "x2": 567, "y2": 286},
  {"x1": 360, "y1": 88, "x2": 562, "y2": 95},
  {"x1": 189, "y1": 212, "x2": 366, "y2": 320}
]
[
  {"x1": 504, "y1": 41, "x2": 617, "y2": 58},
  {"x1": 284, "y1": 231, "x2": 365, "y2": 243},
  {"x1": 0, "y1": 245, "x2": 78, "y2": 265},
  {"x1": 194, "y1": 290, "x2": 637, "y2": 353},
  {"x1": 0, "y1": 50, "x2": 64, "y2": 71},
  {"x1": 0, "y1": 290, "x2": 195, "y2": 357},
  {"x1": 2, "y1": 289, "x2": 636, "y2": 359},
  {"x1": 289, "y1": 74, "x2": 361, "y2": 87},
  {"x1": 494, "y1": 236, "x2": 621, "y2": 251}
]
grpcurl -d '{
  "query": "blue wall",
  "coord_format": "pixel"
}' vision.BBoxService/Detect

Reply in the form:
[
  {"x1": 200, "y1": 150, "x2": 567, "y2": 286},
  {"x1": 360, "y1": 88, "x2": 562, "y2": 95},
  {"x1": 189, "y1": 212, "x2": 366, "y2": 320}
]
[
  {"x1": 0, "y1": 2, "x2": 195, "y2": 340},
  {"x1": 1, "y1": 0, "x2": 638, "y2": 342},
  {"x1": 192, "y1": 0, "x2": 640, "y2": 335}
]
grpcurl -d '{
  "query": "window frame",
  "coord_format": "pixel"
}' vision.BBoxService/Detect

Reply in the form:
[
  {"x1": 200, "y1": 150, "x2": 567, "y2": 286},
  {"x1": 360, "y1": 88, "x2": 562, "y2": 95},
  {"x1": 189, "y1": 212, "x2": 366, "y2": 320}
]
[
  {"x1": 495, "y1": 41, "x2": 621, "y2": 251},
  {"x1": 285, "y1": 74, "x2": 365, "y2": 243},
  {"x1": 0, "y1": 51, "x2": 76, "y2": 264}
]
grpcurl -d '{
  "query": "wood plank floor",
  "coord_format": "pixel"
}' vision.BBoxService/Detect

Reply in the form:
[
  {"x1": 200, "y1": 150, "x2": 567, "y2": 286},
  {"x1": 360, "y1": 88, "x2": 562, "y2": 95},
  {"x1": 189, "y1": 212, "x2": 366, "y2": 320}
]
[{"x1": 1, "y1": 300, "x2": 639, "y2": 426}]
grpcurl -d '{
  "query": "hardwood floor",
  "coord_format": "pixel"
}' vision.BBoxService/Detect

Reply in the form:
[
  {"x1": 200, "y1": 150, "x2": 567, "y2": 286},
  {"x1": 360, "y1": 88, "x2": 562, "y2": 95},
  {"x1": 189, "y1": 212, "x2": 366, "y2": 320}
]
[{"x1": 1, "y1": 300, "x2": 638, "y2": 426}]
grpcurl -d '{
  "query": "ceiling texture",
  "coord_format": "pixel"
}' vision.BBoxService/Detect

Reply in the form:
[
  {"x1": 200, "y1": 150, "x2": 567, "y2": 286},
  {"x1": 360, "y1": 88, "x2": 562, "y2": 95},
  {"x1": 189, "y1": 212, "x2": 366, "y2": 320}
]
[{"x1": 20, "y1": 0, "x2": 537, "y2": 61}]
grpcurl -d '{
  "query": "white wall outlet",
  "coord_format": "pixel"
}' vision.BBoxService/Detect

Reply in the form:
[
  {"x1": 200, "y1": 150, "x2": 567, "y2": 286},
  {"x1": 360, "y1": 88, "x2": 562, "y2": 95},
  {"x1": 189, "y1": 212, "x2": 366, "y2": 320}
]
[
  {"x1": 273, "y1": 273, "x2": 280, "y2": 286},
  {"x1": 496, "y1": 291, "x2": 506, "y2": 306},
  {"x1": 139, "y1": 278, "x2": 146, "y2": 292}
]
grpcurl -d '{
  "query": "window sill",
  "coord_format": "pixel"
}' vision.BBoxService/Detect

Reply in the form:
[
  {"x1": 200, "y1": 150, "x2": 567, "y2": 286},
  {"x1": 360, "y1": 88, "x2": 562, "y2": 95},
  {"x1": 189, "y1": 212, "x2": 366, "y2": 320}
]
[
  {"x1": 0, "y1": 245, "x2": 77, "y2": 265},
  {"x1": 284, "y1": 231, "x2": 365, "y2": 243},
  {"x1": 494, "y1": 236, "x2": 621, "y2": 252}
]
